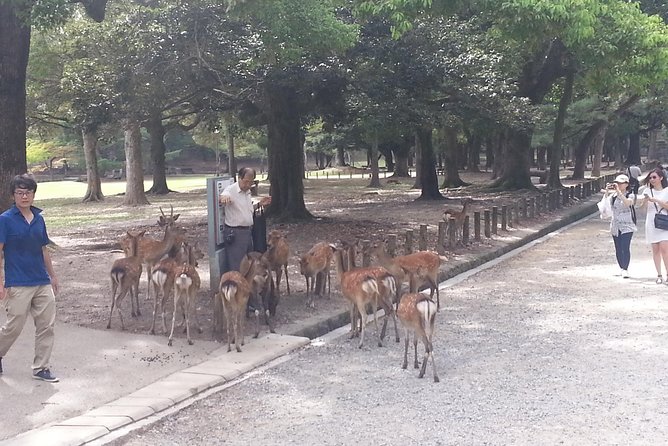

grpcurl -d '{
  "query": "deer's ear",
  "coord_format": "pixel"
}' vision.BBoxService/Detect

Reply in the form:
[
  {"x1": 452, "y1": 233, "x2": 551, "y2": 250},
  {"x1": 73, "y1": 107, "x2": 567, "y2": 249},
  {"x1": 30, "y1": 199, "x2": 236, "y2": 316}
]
[{"x1": 173, "y1": 214, "x2": 180, "y2": 221}]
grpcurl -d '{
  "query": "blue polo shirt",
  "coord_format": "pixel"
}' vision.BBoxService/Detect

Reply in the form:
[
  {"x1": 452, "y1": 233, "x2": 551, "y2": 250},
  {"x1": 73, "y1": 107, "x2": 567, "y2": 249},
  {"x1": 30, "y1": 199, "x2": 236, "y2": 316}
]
[{"x1": 0, "y1": 204, "x2": 51, "y2": 287}]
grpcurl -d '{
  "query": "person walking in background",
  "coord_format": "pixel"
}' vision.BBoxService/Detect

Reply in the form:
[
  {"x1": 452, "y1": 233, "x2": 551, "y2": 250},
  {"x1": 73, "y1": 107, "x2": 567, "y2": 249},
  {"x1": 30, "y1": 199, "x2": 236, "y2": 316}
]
[
  {"x1": 601, "y1": 174, "x2": 637, "y2": 278},
  {"x1": 218, "y1": 167, "x2": 271, "y2": 273},
  {"x1": 0, "y1": 174, "x2": 60, "y2": 382},
  {"x1": 641, "y1": 167, "x2": 668, "y2": 284}
]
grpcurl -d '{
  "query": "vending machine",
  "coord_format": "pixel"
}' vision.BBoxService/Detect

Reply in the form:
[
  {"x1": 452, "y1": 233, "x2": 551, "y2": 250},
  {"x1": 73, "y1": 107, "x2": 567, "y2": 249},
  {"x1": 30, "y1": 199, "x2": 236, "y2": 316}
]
[{"x1": 206, "y1": 176, "x2": 234, "y2": 291}]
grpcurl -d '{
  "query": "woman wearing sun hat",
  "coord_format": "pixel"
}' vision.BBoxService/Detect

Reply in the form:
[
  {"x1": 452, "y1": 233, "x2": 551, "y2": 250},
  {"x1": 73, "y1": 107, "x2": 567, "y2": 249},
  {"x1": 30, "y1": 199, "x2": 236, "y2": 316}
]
[
  {"x1": 642, "y1": 167, "x2": 668, "y2": 283},
  {"x1": 602, "y1": 174, "x2": 637, "y2": 278}
]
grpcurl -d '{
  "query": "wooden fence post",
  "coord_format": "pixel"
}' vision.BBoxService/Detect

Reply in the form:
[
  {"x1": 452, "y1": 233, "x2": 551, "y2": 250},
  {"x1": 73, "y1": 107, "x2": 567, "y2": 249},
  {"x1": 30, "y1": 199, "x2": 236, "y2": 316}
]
[
  {"x1": 437, "y1": 221, "x2": 447, "y2": 254},
  {"x1": 361, "y1": 240, "x2": 371, "y2": 267},
  {"x1": 419, "y1": 224, "x2": 428, "y2": 251},
  {"x1": 501, "y1": 205, "x2": 508, "y2": 231},
  {"x1": 474, "y1": 211, "x2": 481, "y2": 241},
  {"x1": 387, "y1": 234, "x2": 397, "y2": 256},
  {"x1": 484, "y1": 209, "x2": 491, "y2": 238},
  {"x1": 405, "y1": 229, "x2": 414, "y2": 254},
  {"x1": 492, "y1": 206, "x2": 498, "y2": 235},
  {"x1": 462, "y1": 215, "x2": 470, "y2": 245}
]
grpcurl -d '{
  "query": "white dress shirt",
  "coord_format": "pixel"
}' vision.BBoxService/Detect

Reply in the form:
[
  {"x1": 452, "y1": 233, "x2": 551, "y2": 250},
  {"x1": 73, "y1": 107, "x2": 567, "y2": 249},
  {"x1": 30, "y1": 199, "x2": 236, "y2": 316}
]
[{"x1": 221, "y1": 182, "x2": 254, "y2": 227}]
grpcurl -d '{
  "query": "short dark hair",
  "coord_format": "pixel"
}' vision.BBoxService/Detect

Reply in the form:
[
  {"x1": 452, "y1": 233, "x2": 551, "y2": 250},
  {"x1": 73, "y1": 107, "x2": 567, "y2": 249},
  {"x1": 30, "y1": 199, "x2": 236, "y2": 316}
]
[
  {"x1": 238, "y1": 167, "x2": 256, "y2": 180},
  {"x1": 10, "y1": 174, "x2": 37, "y2": 194}
]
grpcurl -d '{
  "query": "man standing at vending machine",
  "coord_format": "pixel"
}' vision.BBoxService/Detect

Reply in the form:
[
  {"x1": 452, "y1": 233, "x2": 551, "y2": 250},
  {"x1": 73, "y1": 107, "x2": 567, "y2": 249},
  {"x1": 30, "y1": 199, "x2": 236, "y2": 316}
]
[{"x1": 218, "y1": 167, "x2": 271, "y2": 272}]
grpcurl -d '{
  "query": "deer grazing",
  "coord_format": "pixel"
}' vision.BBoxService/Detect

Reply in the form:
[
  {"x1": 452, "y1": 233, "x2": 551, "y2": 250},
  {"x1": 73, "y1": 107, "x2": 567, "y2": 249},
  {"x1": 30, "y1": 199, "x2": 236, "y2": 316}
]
[
  {"x1": 107, "y1": 230, "x2": 146, "y2": 330},
  {"x1": 167, "y1": 242, "x2": 201, "y2": 346},
  {"x1": 119, "y1": 205, "x2": 184, "y2": 302},
  {"x1": 370, "y1": 241, "x2": 443, "y2": 310},
  {"x1": 341, "y1": 240, "x2": 399, "y2": 343},
  {"x1": 397, "y1": 292, "x2": 439, "y2": 382},
  {"x1": 266, "y1": 230, "x2": 290, "y2": 297},
  {"x1": 332, "y1": 244, "x2": 383, "y2": 349},
  {"x1": 240, "y1": 251, "x2": 277, "y2": 336},
  {"x1": 299, "y1": 242, "x2": 335, "y2": 307},
  {"x1": 442, "y1": 197, "x2": 473, "y2": 245}
]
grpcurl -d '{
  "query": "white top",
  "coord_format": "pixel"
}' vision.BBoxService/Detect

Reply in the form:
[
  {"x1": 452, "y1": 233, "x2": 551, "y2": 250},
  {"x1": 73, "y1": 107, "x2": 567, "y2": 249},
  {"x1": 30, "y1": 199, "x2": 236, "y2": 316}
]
[
  {"x1": 643, "y1": 187, "x2": 668, "y2": 244},
  {"x1": 220, "y1": 182, "x2": 254, "y2": 227}
]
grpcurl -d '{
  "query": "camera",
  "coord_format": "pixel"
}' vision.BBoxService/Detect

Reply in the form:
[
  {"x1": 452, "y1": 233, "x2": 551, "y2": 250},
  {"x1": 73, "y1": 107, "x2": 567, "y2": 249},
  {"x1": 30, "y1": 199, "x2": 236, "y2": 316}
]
[{"x1": 606, "y1": 183, "x2": 615, "y2": 190}]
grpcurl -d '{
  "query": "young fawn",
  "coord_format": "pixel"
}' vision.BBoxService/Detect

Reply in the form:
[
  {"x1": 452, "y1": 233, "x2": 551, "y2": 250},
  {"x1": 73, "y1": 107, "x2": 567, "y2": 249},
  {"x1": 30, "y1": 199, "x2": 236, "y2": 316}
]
[
  {"x1": 108, "y1": 230, "x2": 146, "y2": 330},
  {"x1": 397, "y1": 292, "x2": 439, "y2": 382},
  {"x1": 370, "y1": 241, "x2": 443, "y2": 310},
  {"x1": 342, "y1": 241, "x2": 399, "y2": 343},
  {"x1": 168, "y1": 242, "x2": 201, "y2": 346},
  {"x1": 332, "y1": 245, "x2": 384, "y2": 349},
  {"x1": 299, "y1": 242, "x2": 335, "y2": 307},
  {"x1": 240, "y1": 251, "x2": 277, "y2": 336},
  {"x1": 266, "y1": 230, "x2": 291, "y2": 297}
]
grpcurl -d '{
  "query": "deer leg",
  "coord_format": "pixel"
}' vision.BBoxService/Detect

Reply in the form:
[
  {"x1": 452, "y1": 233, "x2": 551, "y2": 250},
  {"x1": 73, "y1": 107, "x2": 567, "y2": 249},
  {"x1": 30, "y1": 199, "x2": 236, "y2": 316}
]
[
  {"x1": 428, "y1": 277, "x2": 439, "y2": 310},
  {"x1": 107, "y1": 280, "x2": 118, "y2": 329},
  {"x1": 356, "y1": 301, "x2": 367, "y2": 349},
  {"x1": 348, "y1": 303, "x2": 357, "y2": 339},
  {"x1": 185, "y1": 291, "x2": 193, "y2": 345},
  {"x1": 115, "y1": 286, "x2": 129, "y2": 331},
  {"x1": 130, "y1": 282, "x2": 138, "y2": 318},
  {"x1": 413, "y1": 336, "x2": 419, "y2": 369},
  {"x1": 167, "y1": 290, "x2": 180, "y2": 346},
  {"x1": 373, "y1": 299, "x2": 383, "y2": 348},
  {"x1": 160, "y1": 290, "x2": 169, "y2": 334},
  {"x1": 284, "y1": 265, "x2": 290, "y2": 294},
  {"x1": 275, "y1": 269, "x2": 283, "y2": 297},
  {"x1": 223, "y1": 300, "x2": 232, "y2": 353},
  {"x1": 234, "y1": 311, "x2": 243, "y2": 352},
  {"x1": 402, "y1": 329, "x2": 410, "y2": 369},
  {"x1": 149, "y1": 286, "x2": 160, "y2": 335},
  {"x1": 145, "y1": 266, "x2": 152, "y2": 301}
]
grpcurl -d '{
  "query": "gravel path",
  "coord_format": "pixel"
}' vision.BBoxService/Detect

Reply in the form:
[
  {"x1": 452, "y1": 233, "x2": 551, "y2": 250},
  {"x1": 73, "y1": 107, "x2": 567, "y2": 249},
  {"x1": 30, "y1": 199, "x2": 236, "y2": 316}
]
[{"x1": 110, "y1": 215, "x2": 668, "y2": 445}]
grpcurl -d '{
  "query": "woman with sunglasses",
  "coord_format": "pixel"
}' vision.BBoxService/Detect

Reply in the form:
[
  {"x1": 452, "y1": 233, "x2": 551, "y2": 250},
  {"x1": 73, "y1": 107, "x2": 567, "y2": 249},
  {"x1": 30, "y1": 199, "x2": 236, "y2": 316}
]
[{"x1": 642, "y1": 167, "x2": 668, "y2": 283}]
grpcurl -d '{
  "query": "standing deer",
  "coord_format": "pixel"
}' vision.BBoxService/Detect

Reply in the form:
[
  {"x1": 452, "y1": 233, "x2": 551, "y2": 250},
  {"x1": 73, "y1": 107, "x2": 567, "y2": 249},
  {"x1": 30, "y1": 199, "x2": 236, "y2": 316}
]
[
  {"x1": 397, "y1": 292, "x2": 439, "y2": 382},
  {"x1": 266, "y1": 230, "x2": 290, "y2": 297},
  {"x1": 107, "y1": 230, "x2": 146, "y2": 330},
  {"x1": 332, "y1": 245, "x2": 382, "y2": 349},
  {"x1": 119, "y1": 205, "x2": 184, "y2": 302},
  {"x1": 442, "y1": 197, "x2": 473, "y2": 245},
  {"x1": 299, "y1": 242, "x2": 335, "y2": 307},
  {"x1": 168, "y1": 242, "x2": 201, "y2": 346},
  {"x1": 240, "y1": 251, "x2": 277, "y2": 337},
  {"x1": 370, "y1": 241, "x2": 443, "y2": 310}
]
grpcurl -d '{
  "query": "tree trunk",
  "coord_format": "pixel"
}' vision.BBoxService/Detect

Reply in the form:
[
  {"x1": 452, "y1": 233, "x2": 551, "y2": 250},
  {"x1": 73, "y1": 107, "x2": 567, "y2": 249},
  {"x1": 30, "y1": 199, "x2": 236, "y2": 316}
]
[
  {"x1": 393, "y1": 152, "x2": 410, "y2": 177},
  {"x1": 591, "y1": 123, "x2": 608, "y2": 177},
  {"x1": 0, "y1": 2, "x2": 31, "y2": 212},
  {"x1": 573, "y1": 121, "x2": 607, "y2": 179},
  {"x1": 648, "y1": 129, "x2": 659, "y2": 161},
  {"x1": 335, "y1": 146, "x2": 345, "y2": 166},
  {"x1": 627, "y1": 131, "x2": 641, "y2": 166},
  {"x1": 412, "y1": 133, "x2": 422, "y2": 189},
  {"x1": 226, "y1": 121, "x2": 236, "y2": 178},
  {"x1": 146, "y1": 113, "x2": 170, "y2": 194},
  {"x1": 123, "y1": 118, "x2": 150, "y2": 206},
  {"x1": 441, "y1": 125, "x2": 468, "y2": 188},
  {"x1": 466, "y1": 131, "x2": 481, "y2": 173},
  {"x1": 368, "y1": 134, "x2": 381, "y2": 187},
  {"x1": 265, "y1": 83, "x2": 311, "y2": 220},
  {"x1": 82, "y1": 127, "x2": 104, "y2": 202},
  {"x1": 548, "y1": 67, "x2": 574, "y2": 189},
  {"x1": 492, "y1": 128, "x2": 534, "y2": 189},
  {"x1": 415, "y1": 127, "x2": 444, "y2": 200}
]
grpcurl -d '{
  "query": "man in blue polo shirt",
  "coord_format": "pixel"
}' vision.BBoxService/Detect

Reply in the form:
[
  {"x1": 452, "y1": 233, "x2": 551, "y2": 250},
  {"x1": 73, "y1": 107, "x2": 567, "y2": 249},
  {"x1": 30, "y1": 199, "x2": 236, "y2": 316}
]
[{"x1": 0, "y1": 174, "x2": 60, "y2": 382}]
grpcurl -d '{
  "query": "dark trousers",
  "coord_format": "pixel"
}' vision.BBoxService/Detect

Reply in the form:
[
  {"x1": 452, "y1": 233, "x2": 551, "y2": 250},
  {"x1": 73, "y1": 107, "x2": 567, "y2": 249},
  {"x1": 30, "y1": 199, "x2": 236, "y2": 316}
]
[
  {"x1": 223, "y1": 226, "x2": 253, "y2": 273},
  {"x1": 612, "y1": 230, "x2": 633, "y2": 270}
]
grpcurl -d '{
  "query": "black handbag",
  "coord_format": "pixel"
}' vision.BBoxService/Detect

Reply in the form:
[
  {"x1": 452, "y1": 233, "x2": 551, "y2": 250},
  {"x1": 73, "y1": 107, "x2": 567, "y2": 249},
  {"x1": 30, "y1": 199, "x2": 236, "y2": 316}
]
[
  {"x1": 651, "y1": 190, "x2": 668, "y2": 230},
  {"x1": 252, "y1": 207, "x2": 268, "y2": 253}
]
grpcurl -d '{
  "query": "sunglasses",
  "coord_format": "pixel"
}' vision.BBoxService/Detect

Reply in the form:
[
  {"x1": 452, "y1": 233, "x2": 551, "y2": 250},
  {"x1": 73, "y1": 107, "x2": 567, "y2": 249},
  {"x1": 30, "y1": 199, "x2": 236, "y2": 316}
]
[{"x1": 650, "y1": 175, "x2": 661, "y2": 180}]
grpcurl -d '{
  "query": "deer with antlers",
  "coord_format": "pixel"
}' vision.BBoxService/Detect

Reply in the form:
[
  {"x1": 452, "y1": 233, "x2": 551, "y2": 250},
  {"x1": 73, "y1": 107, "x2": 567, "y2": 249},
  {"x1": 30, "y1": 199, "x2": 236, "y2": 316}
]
[
  {"x1": 167, "y1": 242, "x2": 201, "y2": 346},
  {"x1": 299, "y1": 242, "x2": 335, "y2": 308},
  {"x1": 369, "y1": 241, "x2": 444, "y2": 310},
  {"x1": 120, "y1": 206, "x2": 185, "y2": 302},
  {"x1": 265, "y1": 230, "x2": 290, "y2": 297},
  {"x1": 397, "y1": 292, "x2": 439, "y2": 382},
  {"x1": 107, "y1": 230, "x2": 146, "y2": 330}
]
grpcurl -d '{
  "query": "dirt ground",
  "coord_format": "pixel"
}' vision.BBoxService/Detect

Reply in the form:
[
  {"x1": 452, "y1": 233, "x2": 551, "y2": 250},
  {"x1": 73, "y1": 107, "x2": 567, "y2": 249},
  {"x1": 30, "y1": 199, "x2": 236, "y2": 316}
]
[{"x1": 45, "y1": 171, "x2": 593, "y2": 345}]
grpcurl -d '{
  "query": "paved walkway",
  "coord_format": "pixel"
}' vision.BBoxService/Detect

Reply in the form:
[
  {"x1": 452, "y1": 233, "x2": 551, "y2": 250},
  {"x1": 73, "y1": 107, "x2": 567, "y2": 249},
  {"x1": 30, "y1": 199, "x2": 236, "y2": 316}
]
[{"x1": 1, "y1": 198, "x2": 610, "y2": 445}]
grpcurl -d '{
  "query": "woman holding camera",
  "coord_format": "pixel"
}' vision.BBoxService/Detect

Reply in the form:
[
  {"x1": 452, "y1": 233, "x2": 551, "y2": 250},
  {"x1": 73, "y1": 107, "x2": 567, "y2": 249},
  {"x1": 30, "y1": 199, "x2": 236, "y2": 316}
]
[
  {"x1": 602, "y1": 174, "x2": 637, "y2": 278},
  {"x1": 642, "y1": 167, "x2": 668, "y2": 284}
]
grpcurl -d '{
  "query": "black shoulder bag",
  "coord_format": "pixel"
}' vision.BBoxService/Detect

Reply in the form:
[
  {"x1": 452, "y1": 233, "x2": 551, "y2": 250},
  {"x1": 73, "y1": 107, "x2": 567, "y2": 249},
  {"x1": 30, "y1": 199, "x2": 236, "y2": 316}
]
[
  {"x1": 252, "y1": 206, "x2": 268, "y2": 253},
  {"x1": 652, "y1": 189, "x2": 668, "y2": 230}
]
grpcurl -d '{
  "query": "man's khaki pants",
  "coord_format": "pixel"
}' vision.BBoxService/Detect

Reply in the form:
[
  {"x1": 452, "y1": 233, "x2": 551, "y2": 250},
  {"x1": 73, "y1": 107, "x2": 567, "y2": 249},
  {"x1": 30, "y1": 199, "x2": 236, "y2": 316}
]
[{"x1": 0, "y1": 285, "x2": 56, "y2": 371}]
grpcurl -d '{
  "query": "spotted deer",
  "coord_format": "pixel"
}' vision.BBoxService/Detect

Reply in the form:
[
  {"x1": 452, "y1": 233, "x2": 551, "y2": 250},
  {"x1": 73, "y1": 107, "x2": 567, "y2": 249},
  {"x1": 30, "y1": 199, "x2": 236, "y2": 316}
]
[
  {"x1": 107, "y1": 230, "x2": 146, "y2": 330},
  {"x1": 397, "y1": 292, "x2": 439, "y2": 382},
  {"x1": 299, "y1": 242, "x2": 335, "y2": 307},
  {"x1": 167, "y1": 242, "x2": 201, "y2": 346}
]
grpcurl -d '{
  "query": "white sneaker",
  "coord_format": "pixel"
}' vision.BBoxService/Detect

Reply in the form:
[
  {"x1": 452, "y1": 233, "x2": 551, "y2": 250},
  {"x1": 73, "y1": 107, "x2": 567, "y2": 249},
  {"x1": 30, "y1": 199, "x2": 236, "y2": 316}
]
[{"x1": 621, "y1": 270, "x2": 629, "y2": 278}]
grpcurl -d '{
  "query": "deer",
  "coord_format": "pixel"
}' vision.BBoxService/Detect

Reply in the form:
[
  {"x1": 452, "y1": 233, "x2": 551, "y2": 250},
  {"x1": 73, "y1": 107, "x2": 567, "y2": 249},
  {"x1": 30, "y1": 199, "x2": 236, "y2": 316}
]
[
  {"x1": 150, "y1": 242, "x2": 204, "y2": 336},
  {"x1": 299, "y1": 242, "x2": 335, "y2": 308},
  {"x1": 239, "y1": 251, "x2": 277, "y2": 337},
  {"x1": 367, "y1": 243, "x2": 408, "y2": 309},
  {"x1": 332, "y1": 244, "x2": 383, "y2": 349},
  {"x1": 119, "y1": 205, "x2": 184, "y2": 302},
  {"x1": 341, "y1": 240, "x2": 399, "y2": 343},
  {"x1": 370, "y1": 241, "x2": 444, "y2": 310},
  {"x1": 265, "y1": 229, "x2": 290, "y2": 297},
  {"x1": 107, "y1": 230, "x2": 146, "y2": 330},
  {"x1": 167, "y1": 242, "x2": 201, "y2": 346},
  {"x1": 397, "y1": 292, "x2": 439, "y2": 382},
  {"x1": 442, "y1": 197, "x2": 473, "y2": 245}
]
